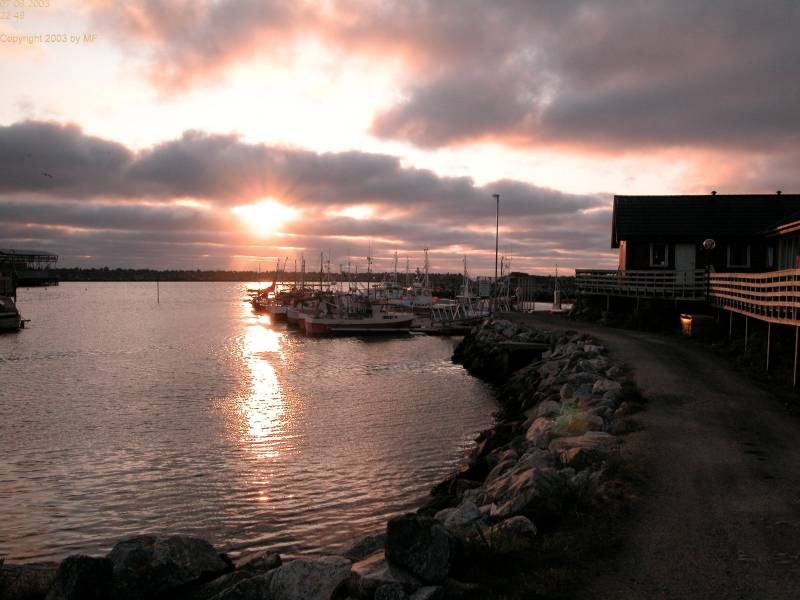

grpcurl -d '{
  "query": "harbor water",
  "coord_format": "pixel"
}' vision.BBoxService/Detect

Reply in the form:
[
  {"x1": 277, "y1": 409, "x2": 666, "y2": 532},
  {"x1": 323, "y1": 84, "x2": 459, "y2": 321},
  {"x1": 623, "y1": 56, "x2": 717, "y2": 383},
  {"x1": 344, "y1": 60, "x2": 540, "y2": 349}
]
[{"x1": 0, "y1": 282, "x2": 496, "y2": 562}]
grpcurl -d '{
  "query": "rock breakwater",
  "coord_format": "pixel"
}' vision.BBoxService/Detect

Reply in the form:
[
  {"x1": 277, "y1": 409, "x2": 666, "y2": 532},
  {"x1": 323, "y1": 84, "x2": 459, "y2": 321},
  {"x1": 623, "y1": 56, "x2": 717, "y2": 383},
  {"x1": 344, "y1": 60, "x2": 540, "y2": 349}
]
[{"x1": 0, "y1": 318, "x2": 638, "y2": 600}]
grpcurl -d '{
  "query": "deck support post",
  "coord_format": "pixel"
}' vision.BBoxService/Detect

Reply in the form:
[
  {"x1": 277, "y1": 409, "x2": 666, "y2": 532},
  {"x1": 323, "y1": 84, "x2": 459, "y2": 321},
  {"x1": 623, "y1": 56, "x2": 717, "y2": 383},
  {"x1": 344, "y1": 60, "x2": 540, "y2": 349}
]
[
  {"x1": 745, "y1": 317, "x2": 749, "y2": 352},
  {"x1": 729, "y1": 310, "x2": 733, "y2": 339},
  {"x1": 794, "y1": 327, "x2": 799, "y2": 391},
  {"x1": 766, "y1": 322, "x2": 771, "y2": 373}
]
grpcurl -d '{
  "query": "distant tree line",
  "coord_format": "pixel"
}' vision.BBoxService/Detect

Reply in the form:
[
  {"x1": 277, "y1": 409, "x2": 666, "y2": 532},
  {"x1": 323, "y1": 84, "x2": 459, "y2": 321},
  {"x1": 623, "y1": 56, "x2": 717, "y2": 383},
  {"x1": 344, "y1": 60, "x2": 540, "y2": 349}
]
[{"x1": 51, "y1": 267, "x2": 575, "y2": 298}]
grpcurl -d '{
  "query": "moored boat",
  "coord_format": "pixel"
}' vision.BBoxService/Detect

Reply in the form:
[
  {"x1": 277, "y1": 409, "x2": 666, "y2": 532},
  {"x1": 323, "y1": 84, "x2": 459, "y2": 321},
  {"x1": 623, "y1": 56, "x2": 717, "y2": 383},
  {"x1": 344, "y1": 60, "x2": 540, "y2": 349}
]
[
  {"x1": 303, "y1": 295, "x2": 415, "y2": 335},
  {"x1": 0, "y1": 296, "x2": 22, "y2": 332}
]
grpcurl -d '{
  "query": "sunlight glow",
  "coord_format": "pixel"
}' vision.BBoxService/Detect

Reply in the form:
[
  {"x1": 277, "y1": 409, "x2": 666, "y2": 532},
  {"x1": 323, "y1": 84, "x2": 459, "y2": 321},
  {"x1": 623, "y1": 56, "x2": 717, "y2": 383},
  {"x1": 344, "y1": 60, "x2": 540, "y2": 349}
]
[
  {"x1": 231, "y1": 200, "x2": 300, "y2": 236},
  {"x1": 326, "y1": 205, "x2": 375, "y2": 220}
]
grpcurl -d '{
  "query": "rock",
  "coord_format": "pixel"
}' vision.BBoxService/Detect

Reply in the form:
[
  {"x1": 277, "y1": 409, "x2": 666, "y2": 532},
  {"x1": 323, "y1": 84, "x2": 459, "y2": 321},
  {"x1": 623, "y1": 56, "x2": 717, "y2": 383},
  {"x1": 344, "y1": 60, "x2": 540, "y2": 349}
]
[
  {"x1": 614, "y1": 401, "x2": 633, "y2": 417},
  {"x1": 108, "y1": 535, "x2": 232, "y2": 600},
  {"x1": 461, "y1": 487, "x2": 484, "y2": 506},
  {"x1": 554, "y1": 412, "x2": 605, "y2": 436},
  {"x1": 208, "y1": 573, "x2": 273, "y2": 600},
  {"x1": 409, "y1": 586, "x2": 445, "y2": 600},
  {"x1": 350, "y1": 552, "x2": 421, "y2": 597},
  {"x1": 342, "y1": 533, "x2": 386, "y2": 562},
  {"x1": 234, "y1": 550, "x2": 282, "y2": 574},
  {"x1": 0, "y1": 562, "x2": 59, "y2": 600},
  {"x1": 483, "y1": 458, "x2": 517, "y2": 486},
  {"x1": 560, "y1": 447, "x2": 601, "y2": 471},
  {"x1": 435, "y1": 501, "x2": 481, "y2": 530},
  {"x1": 442, "y1": 578, "x2": 480, "y2": 599},
  {"x1": 487, "y1": 516, "x2": 538, "y2": 554},
  {"x1": 485, "y1": 467, "x2": 566, "y2": 520},
  {"x1": 548, "y1": 431, "x2": 617, "y2": 453},
  {"x1": 269, "y1": 556, "x2": 351, "y2": 600},
  {"x1": 375, "y1": 582, "x2": 408, "y2": 600},
  {"x1": 606, "y1": 365, "x2": 624, "y2": 379},
  {"x1": 385, "y1": 514, "x2": 451, "y2": 583},
  {"x1": 535, "y1": 400, "x2": 561, "y2": 418},
  {"x1": 559, "y1": 383, "x2": 574, "y2": 401},
  {"x1": 409, "y1": 585, "x2": 444, "y2": 600},
  {"x1": 583, "y1": 344, "x2": 605, "y2": 354},
  {"x1": 515, "y1": 448, "x2": 554, "y2": 471},
  {"x1": 45, "y1": 555, "x2": 113, "y2": 600},
  {"x1": 592, "y1": 379, "x2": 622, "y2": 395},
  {"x1": 525, "y1": 417, "x2": 553, "y2": 449},
  {"x1": 177, "y1": 571, "x2": 257, "y2": 600}
]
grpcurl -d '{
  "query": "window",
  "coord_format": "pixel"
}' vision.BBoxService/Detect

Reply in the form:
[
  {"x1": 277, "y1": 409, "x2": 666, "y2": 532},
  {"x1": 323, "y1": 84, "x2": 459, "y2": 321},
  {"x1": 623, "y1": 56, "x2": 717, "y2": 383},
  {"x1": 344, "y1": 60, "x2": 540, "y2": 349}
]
[
  {"x1": 727, "y1": 243, "x2": 751, "y2": 268},
  {"x1": 649, "y1": 243, "x2": 668, "y2": 267},
  {"x1": 766, "y1": 246, "x2": 775, "y2": 269}
]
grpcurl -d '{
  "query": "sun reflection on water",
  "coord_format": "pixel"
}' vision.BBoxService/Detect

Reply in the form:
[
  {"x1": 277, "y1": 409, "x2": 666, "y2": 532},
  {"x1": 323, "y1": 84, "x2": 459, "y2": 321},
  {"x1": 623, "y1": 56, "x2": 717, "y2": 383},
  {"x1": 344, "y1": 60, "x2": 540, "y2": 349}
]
[{"x1": 240, "y1": 322, "x2": 287, "y2": 460}]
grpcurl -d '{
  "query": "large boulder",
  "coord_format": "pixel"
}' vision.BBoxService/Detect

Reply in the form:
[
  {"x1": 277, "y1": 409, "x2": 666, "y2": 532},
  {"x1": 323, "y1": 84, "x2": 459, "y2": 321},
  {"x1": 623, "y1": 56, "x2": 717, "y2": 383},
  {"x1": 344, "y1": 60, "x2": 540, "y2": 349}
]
[
  {"x1": 434, "y1": 501, "x2": 481, "y2": 530},
  {"x1": 207, "y1": 573, "x2": 273, "y2": 600},
  {"x1": 350, "y1": 551, "x2": 421, "y2": 597},
  {"x1": 409, "y1": 587, "x2": 444, "y2": 600},
  {"x1": 487, "y1": 516, "x2": 538, "y2": 555},
  {"x1": 375, "y1": 582, "x2": 408, "y2": 600},
  {"x1": 385, "y1": 514, "x2": 451, "y2": 584},
  {"x1": 108, "y1": 535, "x2": 232, "y2": 600},
  {"x1": 268, "y1": 556, "x2": 351, "y2": 600},
  {"x1": 342, "y1": 533, "x2": 386, "y2": 562},
  {"x1": 485, "y1": 467, "x2": 567, "y2": 520},
  {"x1": 592, "y1": 379, "x2": 622, "y2": 396},
  {"x1": 0, "y1": 562, "x2": 58, "y2": 600},
  {"x1": 45, "y1": 555, "x2": 113, "y2": 600}
]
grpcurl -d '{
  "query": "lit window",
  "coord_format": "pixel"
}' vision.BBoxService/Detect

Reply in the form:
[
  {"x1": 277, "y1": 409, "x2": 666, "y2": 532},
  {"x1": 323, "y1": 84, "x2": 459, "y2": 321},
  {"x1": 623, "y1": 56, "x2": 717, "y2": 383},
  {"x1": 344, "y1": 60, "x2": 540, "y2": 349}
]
[
  {"x1": 727, "y1": 243, "x2": 750, "y2": 268},
  {"x1": 650, "y1": 243, "x2": 668, "y2": 267}
]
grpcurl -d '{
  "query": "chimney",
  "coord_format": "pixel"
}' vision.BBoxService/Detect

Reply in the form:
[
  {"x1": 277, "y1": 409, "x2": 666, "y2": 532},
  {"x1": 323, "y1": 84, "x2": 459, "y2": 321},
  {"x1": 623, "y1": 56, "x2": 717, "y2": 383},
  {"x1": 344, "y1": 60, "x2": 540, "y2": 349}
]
[{"x1": 711, "y1": 190, "x2": 717, "y2": 195}]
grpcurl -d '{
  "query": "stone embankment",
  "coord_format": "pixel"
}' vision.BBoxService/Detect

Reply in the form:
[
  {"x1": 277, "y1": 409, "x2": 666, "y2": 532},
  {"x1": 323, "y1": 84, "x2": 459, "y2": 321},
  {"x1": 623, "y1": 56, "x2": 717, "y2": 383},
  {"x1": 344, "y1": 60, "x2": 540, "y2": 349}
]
[{"x1": 0, "y1": 318, "x2": 635, "y2": 600}]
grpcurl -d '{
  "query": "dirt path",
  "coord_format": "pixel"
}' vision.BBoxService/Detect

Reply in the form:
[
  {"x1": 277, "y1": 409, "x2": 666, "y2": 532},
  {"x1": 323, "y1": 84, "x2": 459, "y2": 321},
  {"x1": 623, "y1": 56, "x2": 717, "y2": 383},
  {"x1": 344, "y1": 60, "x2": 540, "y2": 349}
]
[{"x1": 511, "y1": 313, "x2": 800, "y2": 599}]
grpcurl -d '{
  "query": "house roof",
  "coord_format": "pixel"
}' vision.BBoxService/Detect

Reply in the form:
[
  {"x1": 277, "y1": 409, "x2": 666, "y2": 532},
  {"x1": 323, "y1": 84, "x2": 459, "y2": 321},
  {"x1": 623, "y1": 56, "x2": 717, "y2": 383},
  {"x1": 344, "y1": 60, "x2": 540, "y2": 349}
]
[{"x1": 611, "y1": 194, "x2": 800, "y2": 248}]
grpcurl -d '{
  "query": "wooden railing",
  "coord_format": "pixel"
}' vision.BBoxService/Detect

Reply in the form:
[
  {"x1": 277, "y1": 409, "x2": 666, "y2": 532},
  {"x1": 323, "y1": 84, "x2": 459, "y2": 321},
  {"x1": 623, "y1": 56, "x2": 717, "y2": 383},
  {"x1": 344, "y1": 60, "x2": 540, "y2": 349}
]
[
  {"x1": 709, "y1": 269, "x2": 800, "y2": 324},
  {"x1": 576, "y1": 269, "x2": 707, "y2": 300}
]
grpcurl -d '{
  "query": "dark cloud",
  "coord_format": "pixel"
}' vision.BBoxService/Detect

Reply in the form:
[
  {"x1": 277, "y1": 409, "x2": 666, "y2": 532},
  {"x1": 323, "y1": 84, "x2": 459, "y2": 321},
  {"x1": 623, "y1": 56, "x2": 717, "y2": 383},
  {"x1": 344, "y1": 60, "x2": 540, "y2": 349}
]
[
  {"x1": 89, "y1": 1, "x2": 800, "y2": 152},
  {"x1": 0, "y1": 121, "x2": 612, "y2": 270}
]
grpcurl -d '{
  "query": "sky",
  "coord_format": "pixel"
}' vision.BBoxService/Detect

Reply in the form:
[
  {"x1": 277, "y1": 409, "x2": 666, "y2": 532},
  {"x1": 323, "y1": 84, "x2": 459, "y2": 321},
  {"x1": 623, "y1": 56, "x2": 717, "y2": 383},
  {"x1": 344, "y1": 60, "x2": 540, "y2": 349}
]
[{"x1": 1, "y1": 1, "x2": 799, "y2": 274}]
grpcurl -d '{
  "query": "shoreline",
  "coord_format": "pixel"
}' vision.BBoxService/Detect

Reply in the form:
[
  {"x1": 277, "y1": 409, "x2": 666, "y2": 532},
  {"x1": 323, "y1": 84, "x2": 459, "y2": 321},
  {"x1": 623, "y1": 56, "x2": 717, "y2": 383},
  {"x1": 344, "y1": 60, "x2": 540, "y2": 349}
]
[{"x1": 1, "y1": 316, "x2": 640, "y2": 600}]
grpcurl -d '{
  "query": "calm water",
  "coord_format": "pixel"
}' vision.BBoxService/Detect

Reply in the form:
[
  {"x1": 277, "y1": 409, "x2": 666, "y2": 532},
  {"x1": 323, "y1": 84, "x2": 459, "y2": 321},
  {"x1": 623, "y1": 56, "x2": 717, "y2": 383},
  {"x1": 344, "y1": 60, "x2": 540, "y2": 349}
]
[{"x1": 0, "y1": 282, "x2": 495, "y2": 563}]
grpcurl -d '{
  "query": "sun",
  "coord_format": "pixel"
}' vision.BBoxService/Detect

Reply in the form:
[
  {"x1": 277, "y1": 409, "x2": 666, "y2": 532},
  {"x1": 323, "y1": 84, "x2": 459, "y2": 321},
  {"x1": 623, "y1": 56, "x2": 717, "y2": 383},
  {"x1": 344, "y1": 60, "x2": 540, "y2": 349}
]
[{"x1": 231, "y1": 200, "x2": 300, "y2": 236}]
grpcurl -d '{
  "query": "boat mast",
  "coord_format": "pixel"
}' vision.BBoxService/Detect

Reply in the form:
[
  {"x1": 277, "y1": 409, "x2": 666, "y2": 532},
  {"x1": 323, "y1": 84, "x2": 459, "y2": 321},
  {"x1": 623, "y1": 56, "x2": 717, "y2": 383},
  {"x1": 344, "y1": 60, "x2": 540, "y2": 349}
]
[
  {"x1": 319, "y1": 252, "x2": 323, "y2": 292},
  {"x1": 423, "y1": 248, "x2": 430, "y2": 289},
  {"x1": 393, "y1": 251, "x2": 399, "y2": 285}
]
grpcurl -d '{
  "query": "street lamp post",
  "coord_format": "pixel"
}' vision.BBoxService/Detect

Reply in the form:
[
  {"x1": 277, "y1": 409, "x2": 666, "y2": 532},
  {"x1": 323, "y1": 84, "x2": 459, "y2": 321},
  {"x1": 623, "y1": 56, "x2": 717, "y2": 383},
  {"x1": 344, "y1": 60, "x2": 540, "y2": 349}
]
[
  {"x1": 703, "y1": 238, "x2": 716, "y2": 302},
  {"x1": 493, "y1": 193, "x2": 500, "y2": 315}
]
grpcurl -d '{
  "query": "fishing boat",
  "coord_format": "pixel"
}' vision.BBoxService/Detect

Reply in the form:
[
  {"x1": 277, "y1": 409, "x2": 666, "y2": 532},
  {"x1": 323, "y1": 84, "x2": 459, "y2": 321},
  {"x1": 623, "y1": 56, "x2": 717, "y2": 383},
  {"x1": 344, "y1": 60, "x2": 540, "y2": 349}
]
[
  {"x1": 0, "y1": 296, "x2": 22, "y2": 331},
  {"x1": 303, "y1": 294, "x2": 415, "y2": 335}
]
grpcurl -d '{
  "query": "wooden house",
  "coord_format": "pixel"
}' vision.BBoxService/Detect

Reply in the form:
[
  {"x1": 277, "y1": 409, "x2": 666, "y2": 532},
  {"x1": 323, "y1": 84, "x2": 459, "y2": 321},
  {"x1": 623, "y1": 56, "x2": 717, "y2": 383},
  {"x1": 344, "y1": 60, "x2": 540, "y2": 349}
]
[{"x1": 577, "y1": 193, "x2": 800, "y2": 301}]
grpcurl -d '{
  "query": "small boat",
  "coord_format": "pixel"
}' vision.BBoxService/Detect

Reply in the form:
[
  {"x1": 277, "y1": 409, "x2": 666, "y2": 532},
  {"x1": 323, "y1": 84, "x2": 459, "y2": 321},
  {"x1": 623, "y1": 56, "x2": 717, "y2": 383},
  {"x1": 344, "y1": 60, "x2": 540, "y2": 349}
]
[
  {"x1": 304, "y1": 295, "x2": 415, "y2": 335},
  {"x1": 0, "y1": 296, "x2": 22, "y2": 332}
]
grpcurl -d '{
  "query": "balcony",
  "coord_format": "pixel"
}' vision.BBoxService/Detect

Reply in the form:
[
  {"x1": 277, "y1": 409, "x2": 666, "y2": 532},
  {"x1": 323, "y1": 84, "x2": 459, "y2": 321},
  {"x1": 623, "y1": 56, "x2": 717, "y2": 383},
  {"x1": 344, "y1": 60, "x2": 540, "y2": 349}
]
[
  {"x1": 575, "y1": 269, "x2": 707, "y2": 301},
  {"x1": 708, "y1": 269, "x2": 800, "y2": 325}
]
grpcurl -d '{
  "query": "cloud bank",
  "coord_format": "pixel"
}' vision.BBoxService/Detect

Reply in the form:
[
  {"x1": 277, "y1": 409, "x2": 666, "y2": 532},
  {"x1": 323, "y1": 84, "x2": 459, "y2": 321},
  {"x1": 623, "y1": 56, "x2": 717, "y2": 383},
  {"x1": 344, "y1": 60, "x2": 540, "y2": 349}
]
[{"x1": 0, "y1": 120, "x2": 613, "y2": 271}]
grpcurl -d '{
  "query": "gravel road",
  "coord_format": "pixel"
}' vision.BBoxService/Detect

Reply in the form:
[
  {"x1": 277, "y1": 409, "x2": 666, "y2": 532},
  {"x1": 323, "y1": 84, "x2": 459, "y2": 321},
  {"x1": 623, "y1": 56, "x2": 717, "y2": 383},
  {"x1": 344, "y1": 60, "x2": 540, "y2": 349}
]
[{"x1": 512, "y1": 313, "x2": 800, "y2": 599}]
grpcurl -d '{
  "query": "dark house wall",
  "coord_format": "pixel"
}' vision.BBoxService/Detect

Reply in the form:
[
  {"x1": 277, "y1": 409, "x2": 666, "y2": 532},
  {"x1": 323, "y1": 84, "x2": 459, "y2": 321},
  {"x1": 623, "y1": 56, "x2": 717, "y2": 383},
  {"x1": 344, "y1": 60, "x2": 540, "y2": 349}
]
[{"x1": 621, "y1": 239, "x2": 774, "y2": 272}]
